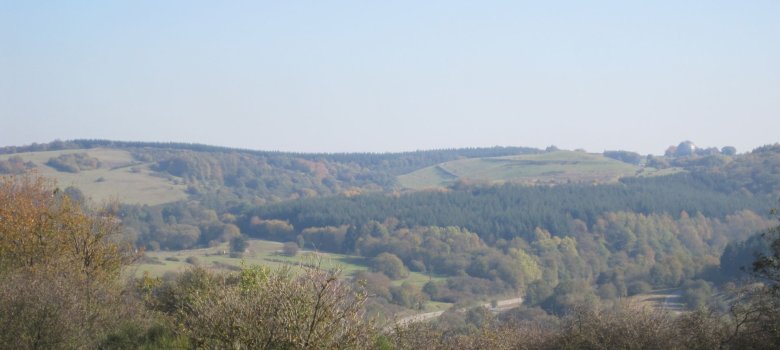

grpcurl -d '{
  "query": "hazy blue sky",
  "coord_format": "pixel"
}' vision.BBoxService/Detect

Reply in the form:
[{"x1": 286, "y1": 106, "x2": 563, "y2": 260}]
[{"x1": 2, "y1": 1, "x2": 778, "y2": 154}]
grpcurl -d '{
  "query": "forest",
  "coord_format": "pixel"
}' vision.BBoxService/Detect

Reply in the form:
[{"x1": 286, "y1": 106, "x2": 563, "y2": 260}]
[
  {"x1": 2, "y1": 140, "x2": 780, "y2": 348},
  {"x1": 232, "y1": 174, "x2": 773, "y2": 310}
]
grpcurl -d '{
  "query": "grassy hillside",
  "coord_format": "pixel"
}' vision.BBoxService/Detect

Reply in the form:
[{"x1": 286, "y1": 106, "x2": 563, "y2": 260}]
[
  {"x1": 398, "y1": 150, "x2": 652, "y2": 189},
  {"x1": 1, "y1": 140, "x2": 544, "y2": 206},
  {"x1": 134, "y1": 238, "x2": 455, "y2": 318},
  {"x1": 0, "y1": 148, "x2": 187, "y2": 205},
  {"x1": 134, "y1": 239, "x2": 446, "y2": 289}
]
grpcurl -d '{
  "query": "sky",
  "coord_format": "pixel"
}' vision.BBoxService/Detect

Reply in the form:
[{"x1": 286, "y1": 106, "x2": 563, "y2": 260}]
[{"x1": 1, "y1": 1, "x2": 779, "y2": 154}]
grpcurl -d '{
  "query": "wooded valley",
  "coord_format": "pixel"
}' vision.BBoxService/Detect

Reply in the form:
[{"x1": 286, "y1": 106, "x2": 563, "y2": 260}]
[{"x1": 2, "y1": 139, "x2": 780, "y2": 348}]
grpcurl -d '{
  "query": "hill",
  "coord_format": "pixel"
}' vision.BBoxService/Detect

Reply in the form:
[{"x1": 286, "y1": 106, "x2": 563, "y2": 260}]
[
  {"x1": 0, "y1": 148, "x2": 187, "y2": 205},
  {"x1": 3, "y1": 139, "x2": 780, "y2": 339},
  {"x1": 9, "y1": 140, "x2": 767, "y2": 208},
  {"x1": 0, "y1": 140, "x2": 541, "y2": 206},
  {"x1": 398, "y1": 150, "x2": 660, "y2": 189}
]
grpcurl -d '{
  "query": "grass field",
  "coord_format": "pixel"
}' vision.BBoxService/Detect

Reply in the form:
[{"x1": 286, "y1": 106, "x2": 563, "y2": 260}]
[
  {"x1": 398, "y1": 150, "x2": 660, "y2": 189},
  {"x1": 132, "y1": 239, "x2": 447, "y2": 290},
  {"x1": 0, "y1": 148, "x2": 187, "y2": 205},
  {"x1": 132, "y1": 239, "x2": 455, "y2": 318}
]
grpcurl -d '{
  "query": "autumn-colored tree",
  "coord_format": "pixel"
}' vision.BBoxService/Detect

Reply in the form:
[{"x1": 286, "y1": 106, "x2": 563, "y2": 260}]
[
  {"x1": 371, "y1": 252, "x2": 409, "y2": 280},
  {"x1": 0, "y1": 173, "x2": 139, "y2": 349},
  {"x1": 0, "y1": 173, "x2": 132, "y2": 278}
]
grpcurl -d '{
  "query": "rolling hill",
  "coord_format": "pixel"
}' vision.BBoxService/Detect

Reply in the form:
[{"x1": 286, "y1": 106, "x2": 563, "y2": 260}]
[
  {"x1": 2, "y1": 141, "x2": 753, "y2": 208},
  {"x1": 0, "y1": 140, "x2": 544, "y2": 206},
  {"x1": 398, "y1": 150, "x2": 659, "y2": 189},
  {"x1": 0, "y1": 148, "x2": 187, "y2": 205}
]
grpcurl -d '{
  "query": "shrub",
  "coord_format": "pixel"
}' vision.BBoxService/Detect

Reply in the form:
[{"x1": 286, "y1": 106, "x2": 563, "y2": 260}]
[
  {"x1": 371, "y1": 253, "x2": 409, "y2": 280},
  {"x1": 229, "y1": 235, "x2": 249, "y2": 256},
  {"x1": 152, "y1": 265, "x2": 376, "y2": 349},
  {"x1": 0, "y1": 156, "x2": 35, "y2": 174},
  {"x1": 0, "y1": 174, "x2": 139, "y2": 349},
  {"x1": 46, "y1": 153, "x2": 101, "y2": 173},
  {"x1": 282, "y1": 242, "x2": 299, "y2": 256},
  {"x1": 628, "y1": 281, "x2": 652, "y2": 296}
]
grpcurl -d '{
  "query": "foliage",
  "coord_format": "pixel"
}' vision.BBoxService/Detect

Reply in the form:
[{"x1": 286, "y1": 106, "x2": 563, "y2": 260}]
[
  {"x1": 0, "y1": 155, "x2": 35, "y2": 174},
  {"x1": 46, "y1": 152, "x2": 101, "y2": 173},
  {"x1": 0, "y1": 174, "x2": 133, "y2": 278},
  {"x1": 243, "y1": 178, "x2": 772, "y2": 302},
  {"x1": 353, "y1": 271, "x2": 393, "y2": 300},
  {"x1": 603, "y1": 150, "x2": 643, "y2": 164},
  {"x1": 283, "y1": 241, "x2": 300, "y2": 256},
  {"x1": 681, "y1": 279, "x2": 715, "y2": 309},
  {"x1": 753, "y1": 211, "x2": 780, "y2": 284},
  {"x1": 0, "y1": 174, "x2": 142, "y2": 349},
  {"x1": 1, "y1": 139, "x2": 539, "y2": 173},
  {"x1": 371, "y1": 253, "x2": 409, "y2": 280},
  {"x1": 249, "y1": 174, "x2": 769, "y2": 244},
  {"x1": 721, "y1": 146, "x2": 737, "y2": 156},
  {"x1": 230, "y1": 234, "x2": 249, "y2": 254},
  {"x1": 390, "y1": 282, "x2": 428, "y2": 309},
  {"x1": 98, "y1": 323, "x2": 189, "y2": 350},
  {"x1": 147, "y1": 264, "x2": 376, "y2": 349},
  {"x1": 388, "y1": 299, "x2": 780, "y2": 350},
  {"x1": 721, "y1": 284, "x2": 780, "y2": 348},
  {"x1": 719, "y1": 231, "x2": 773, "y2": 281},
  {"x1": 0, "y1": 268, "x2": 144, "y2": 349},
  {"x1": 686, "y1": 143, "x2": 780, "y2": 195},
  {"x1": 3, "y1": 145, "x2": 780, "y2": 346}
]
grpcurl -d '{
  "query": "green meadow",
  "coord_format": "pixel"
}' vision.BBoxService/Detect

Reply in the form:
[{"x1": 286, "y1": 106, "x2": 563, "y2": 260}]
[
  {"x1": 133, "y1": 239, "x2": 447, "y2": 290},
  {"x1": 0, "y1": 148, "x2": 187, "y2": 205},
  {"x1": 398, "y1": 150, "x2": 659, "y2": 189}
]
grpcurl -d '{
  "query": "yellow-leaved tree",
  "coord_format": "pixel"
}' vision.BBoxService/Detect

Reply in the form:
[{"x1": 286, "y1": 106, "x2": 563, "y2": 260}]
[
  {"x1": 0, "y1": 173, "x2": 138, "y2": 349},
  {"x1": 0, "y1": 174, "x2": 133, "y2": 277}
]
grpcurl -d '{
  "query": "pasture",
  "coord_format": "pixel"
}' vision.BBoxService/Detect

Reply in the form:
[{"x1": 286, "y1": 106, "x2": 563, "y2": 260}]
[
  {"x1": 398, "y1": 150, "x2": 650, "y2": 189},
  {"x1": 132, "y1": 238, "x2": 447, "y2": 290},
  {"x1": 0, "y1": 148, "x2": 187, "y2": 205}
]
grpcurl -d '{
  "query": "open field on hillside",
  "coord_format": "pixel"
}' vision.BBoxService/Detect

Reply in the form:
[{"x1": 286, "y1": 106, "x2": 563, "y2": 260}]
[
  {"x1": 0, "y1": 148, "x2": 187, "y2": 205},
  {"x1": 134, "y1": 238, "x2": 456, "y2": 317},
  {"x1": 398, "y1": 150, "x2": 652, "y2": 189},
  {"x1": 132, "y1": 239, "x2": 447, "y2": 290}
]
